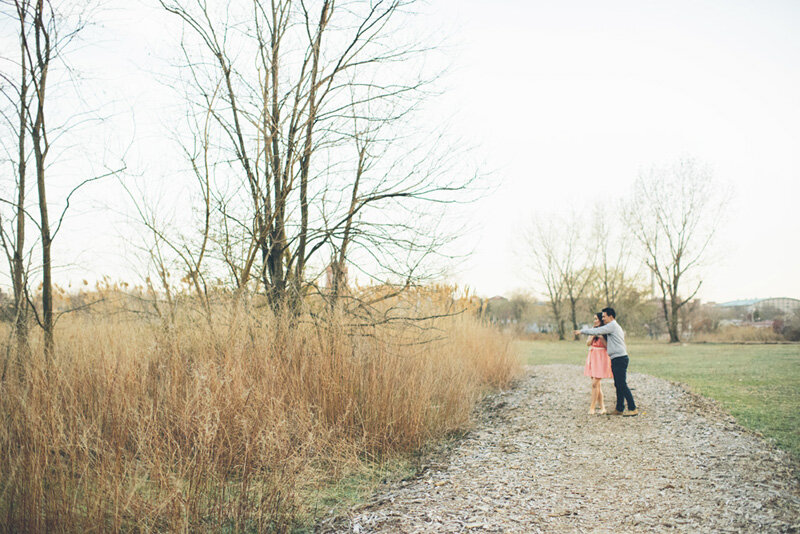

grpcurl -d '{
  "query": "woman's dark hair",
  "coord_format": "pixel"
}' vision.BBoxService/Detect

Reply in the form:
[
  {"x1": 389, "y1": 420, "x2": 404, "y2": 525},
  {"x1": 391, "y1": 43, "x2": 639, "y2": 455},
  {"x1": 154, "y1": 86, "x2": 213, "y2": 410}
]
[{"x1": 594, "y1": 312, "x2": 608, "y2": 341}]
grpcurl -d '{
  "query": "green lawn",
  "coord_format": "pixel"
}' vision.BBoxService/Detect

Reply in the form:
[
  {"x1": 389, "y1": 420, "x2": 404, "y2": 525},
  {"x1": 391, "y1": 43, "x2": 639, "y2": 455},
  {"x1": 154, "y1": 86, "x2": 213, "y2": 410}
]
[{"x1": 519, "y1": 340, "x2": 800, "y2": 463}]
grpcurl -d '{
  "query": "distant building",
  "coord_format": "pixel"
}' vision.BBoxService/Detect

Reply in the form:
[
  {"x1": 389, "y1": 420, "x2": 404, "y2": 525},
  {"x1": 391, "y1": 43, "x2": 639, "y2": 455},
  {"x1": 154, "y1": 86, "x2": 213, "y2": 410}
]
[{"x1": 717, "y1": 297, "x2": 800, "y2": 316}]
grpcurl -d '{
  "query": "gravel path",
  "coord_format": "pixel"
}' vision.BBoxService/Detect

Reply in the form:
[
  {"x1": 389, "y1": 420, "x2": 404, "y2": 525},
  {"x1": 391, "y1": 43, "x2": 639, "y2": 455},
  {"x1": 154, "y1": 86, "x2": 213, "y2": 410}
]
[{"x1": 320, "y1": 365, "x2": 800, "y2": 533}]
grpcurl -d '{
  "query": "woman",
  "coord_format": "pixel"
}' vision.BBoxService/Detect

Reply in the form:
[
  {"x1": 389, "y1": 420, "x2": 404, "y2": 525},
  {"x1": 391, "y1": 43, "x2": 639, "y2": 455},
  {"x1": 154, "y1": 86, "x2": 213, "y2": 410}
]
[{"x1": 583, "y1": 312, "x2": 613, "y2": 414}]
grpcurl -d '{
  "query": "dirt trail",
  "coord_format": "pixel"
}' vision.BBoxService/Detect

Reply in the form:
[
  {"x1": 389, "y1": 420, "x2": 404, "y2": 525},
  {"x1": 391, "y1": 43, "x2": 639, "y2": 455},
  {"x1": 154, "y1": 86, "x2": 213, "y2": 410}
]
[{"x1": 319, "y1": 365, "x2": 800, "y2": 533}]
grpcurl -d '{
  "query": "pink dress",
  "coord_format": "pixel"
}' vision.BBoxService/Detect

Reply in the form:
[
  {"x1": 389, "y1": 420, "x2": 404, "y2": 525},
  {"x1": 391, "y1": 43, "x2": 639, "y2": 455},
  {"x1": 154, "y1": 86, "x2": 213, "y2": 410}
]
[{"x1": 584, "y1": 337, "x2": 613, "y2": 379}]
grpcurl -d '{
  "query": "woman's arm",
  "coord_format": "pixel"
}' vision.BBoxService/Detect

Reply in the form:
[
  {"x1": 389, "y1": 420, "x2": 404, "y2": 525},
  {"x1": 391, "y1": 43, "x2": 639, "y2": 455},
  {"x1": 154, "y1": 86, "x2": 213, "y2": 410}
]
[{"x1": 586, "y1": 335, "x2": 593, "y2": 346}]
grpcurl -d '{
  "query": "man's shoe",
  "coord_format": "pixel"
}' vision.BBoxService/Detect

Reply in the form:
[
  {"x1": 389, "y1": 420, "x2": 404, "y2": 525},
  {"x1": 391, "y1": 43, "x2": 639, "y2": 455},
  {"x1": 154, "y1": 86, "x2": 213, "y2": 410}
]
[
  {"x1": 607, "y1": 409, "x2": 624, "y2": 416},
  {"x1": 623, "y1": 409, "x2": 639, "y2": 417}
]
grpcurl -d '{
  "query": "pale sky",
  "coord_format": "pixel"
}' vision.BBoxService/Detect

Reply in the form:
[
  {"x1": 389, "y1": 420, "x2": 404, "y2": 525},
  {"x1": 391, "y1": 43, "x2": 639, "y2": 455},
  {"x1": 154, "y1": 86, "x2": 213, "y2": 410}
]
[
  {"x1": 427, "y1": 0, "x2": 800, "y2": 302},
  {"x1": 2, "y1": 1, "x2": 799, "y2": 303}
]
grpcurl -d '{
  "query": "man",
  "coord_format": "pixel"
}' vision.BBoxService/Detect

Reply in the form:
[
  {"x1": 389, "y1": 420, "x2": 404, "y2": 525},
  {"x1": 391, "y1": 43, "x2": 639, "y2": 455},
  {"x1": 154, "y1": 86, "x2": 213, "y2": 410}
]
[{"x1": 574, "y1": 307, "x2": 638, "y2": 416}]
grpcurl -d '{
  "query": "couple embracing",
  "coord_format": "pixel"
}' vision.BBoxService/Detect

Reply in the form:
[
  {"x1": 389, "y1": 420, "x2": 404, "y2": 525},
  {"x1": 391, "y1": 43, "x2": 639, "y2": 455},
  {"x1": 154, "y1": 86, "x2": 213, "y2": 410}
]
[{"x1": 574, "y1": 307, "x2": 638, "y2": 417}]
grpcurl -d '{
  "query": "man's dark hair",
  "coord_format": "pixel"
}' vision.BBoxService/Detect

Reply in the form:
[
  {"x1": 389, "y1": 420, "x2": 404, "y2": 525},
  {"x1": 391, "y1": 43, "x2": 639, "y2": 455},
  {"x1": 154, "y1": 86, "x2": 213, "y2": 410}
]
[{"x1": 602, "y1": 307, "x2": 616, "y2": 318}]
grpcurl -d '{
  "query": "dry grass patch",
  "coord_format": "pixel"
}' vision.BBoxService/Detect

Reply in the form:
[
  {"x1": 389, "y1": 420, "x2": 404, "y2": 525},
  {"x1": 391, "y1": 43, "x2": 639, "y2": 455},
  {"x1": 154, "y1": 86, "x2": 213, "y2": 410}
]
[
  {"x1": 0, "y1": 292, "x2": 519, "y2": 532},
  {"x1": 691, "y1": 325, "x2": 784, "y2": 343}
]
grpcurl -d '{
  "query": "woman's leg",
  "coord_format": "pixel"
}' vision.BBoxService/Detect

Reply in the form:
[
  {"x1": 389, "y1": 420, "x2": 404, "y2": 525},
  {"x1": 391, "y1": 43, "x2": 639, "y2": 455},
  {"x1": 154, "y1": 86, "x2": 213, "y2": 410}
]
[
  {"x1": 589, "y1": 379, "x2": 599, "y2": 413},
  {"x1": 596, "y1": 379, "x2": 606, "y2": 413}
]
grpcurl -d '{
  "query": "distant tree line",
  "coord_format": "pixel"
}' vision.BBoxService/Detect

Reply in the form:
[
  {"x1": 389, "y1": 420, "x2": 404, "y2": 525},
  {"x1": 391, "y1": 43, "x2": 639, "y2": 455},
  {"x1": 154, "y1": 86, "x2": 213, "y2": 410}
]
[
  {"x1": 484, "y1": 291, "x2": 800, "y2": 343},
  {"x1": 523, "y1": 159, "x2": 729, "y2": 343}
]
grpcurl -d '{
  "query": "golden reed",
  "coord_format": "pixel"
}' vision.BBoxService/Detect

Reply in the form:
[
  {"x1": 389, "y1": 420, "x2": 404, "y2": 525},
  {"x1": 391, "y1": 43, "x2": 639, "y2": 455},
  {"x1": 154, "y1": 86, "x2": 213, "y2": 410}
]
[{"x1": 0, "y1": 286, "x2": 519, "y2": 532}]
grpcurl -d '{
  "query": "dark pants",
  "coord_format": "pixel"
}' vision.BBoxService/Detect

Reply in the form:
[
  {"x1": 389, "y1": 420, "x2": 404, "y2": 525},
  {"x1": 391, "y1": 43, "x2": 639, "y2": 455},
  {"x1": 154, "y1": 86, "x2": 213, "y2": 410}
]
[{"x1": 610, "y1": 356, "x2": 636, "y2": 412}]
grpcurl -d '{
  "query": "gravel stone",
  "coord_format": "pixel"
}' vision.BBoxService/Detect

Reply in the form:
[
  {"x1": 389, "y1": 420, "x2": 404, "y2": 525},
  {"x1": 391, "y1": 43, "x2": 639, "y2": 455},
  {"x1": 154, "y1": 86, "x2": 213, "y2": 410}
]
[{"x1": 318, "y1": 364, "x2": 800, "y2": 533}]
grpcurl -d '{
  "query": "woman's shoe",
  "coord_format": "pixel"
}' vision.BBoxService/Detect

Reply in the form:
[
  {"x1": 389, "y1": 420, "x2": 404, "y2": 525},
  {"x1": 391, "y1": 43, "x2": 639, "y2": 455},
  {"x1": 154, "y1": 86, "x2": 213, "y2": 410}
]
[
  {"x1": 587, "y1": 408, "x2": 595, "y2": 415},
  {"x1": 597, "y1": 407, "x2": 607, "y2": 415}
]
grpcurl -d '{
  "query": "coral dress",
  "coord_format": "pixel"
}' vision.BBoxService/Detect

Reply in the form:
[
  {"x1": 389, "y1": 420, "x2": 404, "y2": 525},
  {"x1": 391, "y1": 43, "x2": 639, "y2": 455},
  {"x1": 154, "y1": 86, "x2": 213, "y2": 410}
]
[{"x1": 584, "y1": 337, "x2": 613, "y2": 379}]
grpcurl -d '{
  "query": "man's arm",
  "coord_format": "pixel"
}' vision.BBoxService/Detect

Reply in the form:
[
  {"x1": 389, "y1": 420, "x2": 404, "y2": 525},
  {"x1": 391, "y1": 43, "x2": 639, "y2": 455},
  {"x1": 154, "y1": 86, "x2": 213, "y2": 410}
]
[{"x1": 577, "y1": 323, "x2": 615, "y2": 335}]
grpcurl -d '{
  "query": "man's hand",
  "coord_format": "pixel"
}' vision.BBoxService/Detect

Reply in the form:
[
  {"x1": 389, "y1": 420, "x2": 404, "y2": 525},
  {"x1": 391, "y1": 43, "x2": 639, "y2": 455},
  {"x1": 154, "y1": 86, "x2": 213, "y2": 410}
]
[{"x1": 573, "y1": 330, "x2": 582, "y2": 336}]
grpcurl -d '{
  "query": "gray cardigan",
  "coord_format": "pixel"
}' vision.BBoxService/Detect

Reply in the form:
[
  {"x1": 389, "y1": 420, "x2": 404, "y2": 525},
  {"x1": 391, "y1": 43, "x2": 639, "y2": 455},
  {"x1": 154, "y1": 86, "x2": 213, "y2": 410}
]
[{"x1": 580, "y1": 320, "x2": 628, "y2": 359}]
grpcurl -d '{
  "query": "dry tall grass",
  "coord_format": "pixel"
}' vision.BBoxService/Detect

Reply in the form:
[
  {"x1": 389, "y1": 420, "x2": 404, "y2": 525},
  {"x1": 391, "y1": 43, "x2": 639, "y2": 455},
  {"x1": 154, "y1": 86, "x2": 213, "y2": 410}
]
[
  {"x1": 691, "y1": 325, "x2": 785, "y2": 343},
  {"x1": 0, "y1": 290, "x2": 519, "y2": 532}
]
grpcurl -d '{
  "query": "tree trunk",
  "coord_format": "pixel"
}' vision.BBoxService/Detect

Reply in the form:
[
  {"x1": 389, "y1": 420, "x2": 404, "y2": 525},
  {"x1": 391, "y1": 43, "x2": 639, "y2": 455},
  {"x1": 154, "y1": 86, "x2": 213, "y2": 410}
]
[
  {"x1": 294, "y1": 1, "x2": 331, "y2": 312},
  {"x1": 32, "y1": 0, "x2": 54, "y2": 360},
  {"x1": 569, "y1": 297, "x2": 579, "y2": 340},
  {"x1": 550, "y1": 301, "x2": 565, "y2": 340},
  {"x1": 33, "y1": 127, "x2": 53, "y2": 359},
  {"x1": 569, "y1": 299, "x2": 580, "y2": 340},
  {"x1": 668, "y1": 300, "x2": 681, "y2": 343},
  {"x1": 330, "y1": 144, "x2": 365, "y2": 306},
  {"x1": 265, "y1": 238, "x2": 286, "y2": 312},
  {"x1": 13, "y1": 9, "x2": 30, "y2": 361}
]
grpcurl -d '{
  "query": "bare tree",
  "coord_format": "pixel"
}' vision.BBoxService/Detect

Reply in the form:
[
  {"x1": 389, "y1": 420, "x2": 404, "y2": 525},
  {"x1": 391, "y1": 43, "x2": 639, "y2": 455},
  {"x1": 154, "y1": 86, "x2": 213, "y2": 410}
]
[
  {"x1": 627, "y1": 159, "x2": 728, "y2": 342},
  {"x1": 524, "y1": 212, "x2": 595, "y2": 340},
  {"x1": 157, "y1": 0, "x2": 474, "y2": 315},
  {"x1": 524, "y1": 216, "x2": 575, "y2": 340},
  {"x1": 583, "y1": 204, "x2": 643, "y2": 316},
  {"x1": 0, "y1": 0, "x2": 36, "y2": 366},
  {"x1": 1, "y1": 0, "x2": 123, "y2": 360},
  {"x1": 28, "y1": 0, "x2": 58, "y2": 358},
  {"x1": 560, "y1": 227, "x2": 595, "y2": 338}
]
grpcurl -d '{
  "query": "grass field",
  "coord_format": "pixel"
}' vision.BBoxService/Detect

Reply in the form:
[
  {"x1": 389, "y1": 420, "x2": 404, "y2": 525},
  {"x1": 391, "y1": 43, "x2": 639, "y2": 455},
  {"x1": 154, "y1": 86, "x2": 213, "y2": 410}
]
[{"x1": 520, "y1": 340, "x2": 800, "y2": 463}]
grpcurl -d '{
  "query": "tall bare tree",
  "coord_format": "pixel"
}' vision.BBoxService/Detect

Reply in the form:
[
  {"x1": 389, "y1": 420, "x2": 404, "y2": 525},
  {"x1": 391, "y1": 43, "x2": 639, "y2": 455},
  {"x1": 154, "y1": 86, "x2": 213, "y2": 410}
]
[
  {"x1": 1, "y1": 0, "x2": 122, "y2": 360},
  {"x1": 524, "y1": 213, "x2": 593, "y2": 340},
  {"x1": 560, "y1": 221, "x2": 595, "y2": 338},
  {"x1": 583, "y1": 204, "x2": 642, "y2": 315},
  {"x1": 627, "y1": 159, "x2": 728, "y2": 342},
  {"x1": 529, "y1": 225, "x2": 566, "y2": 340},
  {"x1": 0, "y1": 0, "x2": 34, "y2": 364},
  {"x1": 28, "y1": 0, "x2": 57, "y2": 358},
  {"x1": 158, "y1": 0, "x2": 473, "y2": 314},
  {"x1": 591, "y1": 206, "x2": 627, "y2": 306}
]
